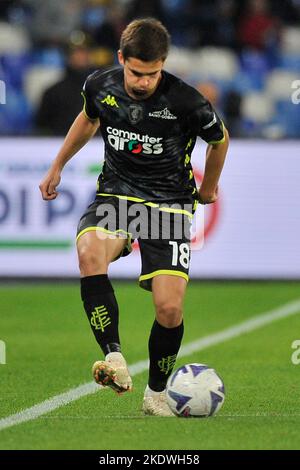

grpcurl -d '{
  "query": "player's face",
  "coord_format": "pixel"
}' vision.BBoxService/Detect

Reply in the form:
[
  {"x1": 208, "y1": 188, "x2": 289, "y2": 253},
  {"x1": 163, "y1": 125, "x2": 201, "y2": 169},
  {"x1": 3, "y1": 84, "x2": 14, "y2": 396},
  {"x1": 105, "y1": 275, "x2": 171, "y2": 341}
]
[{"x1": 118, "y1": 52, "x2": 164, "y2": 100}]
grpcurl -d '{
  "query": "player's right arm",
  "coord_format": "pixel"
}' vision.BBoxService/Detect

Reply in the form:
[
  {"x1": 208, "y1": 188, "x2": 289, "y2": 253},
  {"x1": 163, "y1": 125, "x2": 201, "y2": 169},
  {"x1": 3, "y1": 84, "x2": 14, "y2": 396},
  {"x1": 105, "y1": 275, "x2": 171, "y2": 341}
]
[{"x1": 39, "y1": 111, "x2": 100, "y2": 200}]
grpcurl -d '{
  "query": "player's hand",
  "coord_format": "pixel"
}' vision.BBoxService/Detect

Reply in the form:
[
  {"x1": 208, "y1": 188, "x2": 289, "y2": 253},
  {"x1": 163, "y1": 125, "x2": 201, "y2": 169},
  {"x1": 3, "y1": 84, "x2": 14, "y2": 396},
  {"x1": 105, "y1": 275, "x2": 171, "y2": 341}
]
[
  {"x1": 39, "y1": 171, "x2": 61, "y2": 200},
  {"x1": 198, "y1": 186, "x2": 218, "y2": 205}
]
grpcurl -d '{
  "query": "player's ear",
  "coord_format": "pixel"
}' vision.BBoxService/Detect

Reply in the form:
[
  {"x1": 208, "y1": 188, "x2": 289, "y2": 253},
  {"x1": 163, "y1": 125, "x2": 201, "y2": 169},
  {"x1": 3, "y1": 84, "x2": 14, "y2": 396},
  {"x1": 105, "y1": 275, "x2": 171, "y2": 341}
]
[{"x1": 118, "y1": 50, "x2": 125, "y2": 66}]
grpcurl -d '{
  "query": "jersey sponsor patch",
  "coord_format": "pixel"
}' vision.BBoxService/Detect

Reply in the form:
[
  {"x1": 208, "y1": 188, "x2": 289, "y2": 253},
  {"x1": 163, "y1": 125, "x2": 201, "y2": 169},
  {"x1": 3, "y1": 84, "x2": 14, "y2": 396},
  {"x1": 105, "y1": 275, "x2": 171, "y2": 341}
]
[
  {"x1": 107, "y1": 126, "x2": 163, "y2": 155},
  {"x1": 148, "y1": 107, "x2": 177, "y2": 120}
]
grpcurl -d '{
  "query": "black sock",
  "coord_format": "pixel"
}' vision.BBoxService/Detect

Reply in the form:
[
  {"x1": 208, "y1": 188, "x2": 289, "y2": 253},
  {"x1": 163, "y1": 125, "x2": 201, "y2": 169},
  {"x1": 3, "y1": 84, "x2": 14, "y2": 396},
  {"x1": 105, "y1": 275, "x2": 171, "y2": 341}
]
[
  {"x1": 80, "y1": 275, "x2": 121, "y2": 356},
  {"x1": 148, "y1": 320, "x2": 184, "y2": 392}
]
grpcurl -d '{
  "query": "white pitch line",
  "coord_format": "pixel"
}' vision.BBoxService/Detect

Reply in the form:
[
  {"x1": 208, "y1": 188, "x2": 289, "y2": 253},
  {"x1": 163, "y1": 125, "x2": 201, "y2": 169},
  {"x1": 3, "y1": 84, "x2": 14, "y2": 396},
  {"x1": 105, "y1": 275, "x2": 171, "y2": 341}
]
[
  {"x1": 178, "y1": 298, "x2": 300, "y2": 358},
  {"x1": 1, "y1": 298, "x2": 300, "y2": 432},
  {"x1": 13, "y1": 412, "x2": 300, "y2": 420}
]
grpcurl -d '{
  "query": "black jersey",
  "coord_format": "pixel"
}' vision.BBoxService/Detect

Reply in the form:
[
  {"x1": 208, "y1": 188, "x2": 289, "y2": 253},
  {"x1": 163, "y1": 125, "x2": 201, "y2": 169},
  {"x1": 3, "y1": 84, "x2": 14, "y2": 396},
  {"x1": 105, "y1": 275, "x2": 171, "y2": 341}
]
[{"x1": 82, "y1": 66, "x2": 224, "y2": 203}]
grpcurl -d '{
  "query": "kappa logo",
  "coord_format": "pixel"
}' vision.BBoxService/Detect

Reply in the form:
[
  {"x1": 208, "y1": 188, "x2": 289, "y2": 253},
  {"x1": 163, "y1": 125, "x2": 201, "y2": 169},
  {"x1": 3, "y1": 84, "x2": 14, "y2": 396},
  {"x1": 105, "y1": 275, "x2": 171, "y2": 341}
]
[
  {"x1": 149, "y1": 107, "x2": 177, "y2": 120},
  {"x1": 101, "y1": 94, "x2": 119, "y2": 108}
]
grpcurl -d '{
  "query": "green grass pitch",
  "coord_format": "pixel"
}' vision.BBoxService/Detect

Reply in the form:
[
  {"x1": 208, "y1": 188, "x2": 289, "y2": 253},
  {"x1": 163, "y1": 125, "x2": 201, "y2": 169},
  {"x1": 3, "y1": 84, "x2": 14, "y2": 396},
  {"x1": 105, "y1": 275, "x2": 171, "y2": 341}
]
[{"x1": 0, "y1": 281, "x2": 300, "y2": 450}]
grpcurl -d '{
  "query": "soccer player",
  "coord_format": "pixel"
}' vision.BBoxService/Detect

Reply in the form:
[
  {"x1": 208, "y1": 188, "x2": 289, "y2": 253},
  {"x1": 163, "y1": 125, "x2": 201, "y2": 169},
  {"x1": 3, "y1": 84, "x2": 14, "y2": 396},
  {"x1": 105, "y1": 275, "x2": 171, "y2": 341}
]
[{"x1": 39, "y1": 18, "x2": 229, "y2": 416}]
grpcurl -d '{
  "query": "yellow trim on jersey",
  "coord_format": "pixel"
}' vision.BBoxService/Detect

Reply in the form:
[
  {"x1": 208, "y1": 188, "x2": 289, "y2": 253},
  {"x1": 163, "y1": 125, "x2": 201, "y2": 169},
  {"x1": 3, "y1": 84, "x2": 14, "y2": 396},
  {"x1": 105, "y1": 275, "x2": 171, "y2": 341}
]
[
  {"x1": 97, "y1": 192, "x2": 145, "y2": 203},
  {"x1": 156, "y1": 206, "x2": 193, "y2": 218},
  {"x1": 208, "y1": 121, "x2": 226, "y2": 145},
  {"x1": 81, "y1": 92, "x2": 98, "y2": 121},
  {"x1": 76, "y1": 226, "x2": 131, "y2": 242},
  {"x1": 96, "y1": 193, "x2": 193, "y2": 218},
  {"x1": 139, "y1": 270, "x2": 189, "y2": 283}
]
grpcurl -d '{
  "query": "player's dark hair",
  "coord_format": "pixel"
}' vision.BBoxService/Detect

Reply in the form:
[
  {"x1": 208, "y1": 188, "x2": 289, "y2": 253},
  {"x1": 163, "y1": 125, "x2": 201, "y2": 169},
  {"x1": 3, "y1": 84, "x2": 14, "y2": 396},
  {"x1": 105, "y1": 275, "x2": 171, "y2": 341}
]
[{"x1": 120, "y1": 18, "x2": 170, "y2": 62}]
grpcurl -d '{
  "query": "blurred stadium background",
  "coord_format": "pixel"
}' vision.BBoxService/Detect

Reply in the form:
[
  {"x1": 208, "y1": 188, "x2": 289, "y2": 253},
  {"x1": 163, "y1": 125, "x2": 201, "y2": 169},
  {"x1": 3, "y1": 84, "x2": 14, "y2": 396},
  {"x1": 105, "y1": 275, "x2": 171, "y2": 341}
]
[
  {"x1": 0, "y1": 0, "x2": 300, "y2": 137},
  {"x1": 1, "y1": 0, "x2": 300, "y2": 451}
]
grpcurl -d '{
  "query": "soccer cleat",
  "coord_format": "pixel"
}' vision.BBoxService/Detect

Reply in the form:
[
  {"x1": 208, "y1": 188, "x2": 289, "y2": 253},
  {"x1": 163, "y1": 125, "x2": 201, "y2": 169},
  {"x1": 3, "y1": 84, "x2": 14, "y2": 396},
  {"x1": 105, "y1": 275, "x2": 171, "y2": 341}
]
[
  {"x1": 92, "y1": 352, "x2": 132, "y2": 394},
  {"x1": 142, "y1": 386, "x2": 175, "y2": 417}
]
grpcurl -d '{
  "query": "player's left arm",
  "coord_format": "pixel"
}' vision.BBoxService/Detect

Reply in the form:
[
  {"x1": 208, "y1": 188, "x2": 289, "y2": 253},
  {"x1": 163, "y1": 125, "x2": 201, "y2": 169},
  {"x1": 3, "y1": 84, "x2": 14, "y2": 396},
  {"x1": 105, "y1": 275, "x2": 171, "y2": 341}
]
[
  {"x1": 187, "y1": 91, "x2": 230, "y2": 205},
  {"x1": 198, "y1": 126, "x2": 229, "y2": 205}
]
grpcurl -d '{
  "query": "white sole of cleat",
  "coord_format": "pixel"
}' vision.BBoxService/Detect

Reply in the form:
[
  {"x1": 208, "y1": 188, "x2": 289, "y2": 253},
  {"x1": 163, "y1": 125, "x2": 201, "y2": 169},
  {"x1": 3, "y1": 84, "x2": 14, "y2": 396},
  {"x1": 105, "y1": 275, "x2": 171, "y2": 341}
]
[{"x1": 92, "y1": 361, "x2": 132, "y2": 394}]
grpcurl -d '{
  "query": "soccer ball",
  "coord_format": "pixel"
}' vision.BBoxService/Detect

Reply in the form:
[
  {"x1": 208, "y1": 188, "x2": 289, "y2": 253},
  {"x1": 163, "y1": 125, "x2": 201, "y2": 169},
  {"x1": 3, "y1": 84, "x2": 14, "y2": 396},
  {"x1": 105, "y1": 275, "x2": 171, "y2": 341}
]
[{"x1": 166, "y1": 363, "x2": 225, "y2": 417}]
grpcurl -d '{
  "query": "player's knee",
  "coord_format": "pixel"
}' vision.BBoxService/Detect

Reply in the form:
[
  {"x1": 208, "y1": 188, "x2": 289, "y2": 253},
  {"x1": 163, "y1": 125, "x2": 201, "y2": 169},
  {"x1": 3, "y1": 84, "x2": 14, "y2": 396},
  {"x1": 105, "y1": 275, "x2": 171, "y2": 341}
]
[
  {"x1": 155, "y1": 302, "x2": 183, "y2": 328},
  {"x1": 78, "y1": 247, "x2": 107, "y2": 275}
]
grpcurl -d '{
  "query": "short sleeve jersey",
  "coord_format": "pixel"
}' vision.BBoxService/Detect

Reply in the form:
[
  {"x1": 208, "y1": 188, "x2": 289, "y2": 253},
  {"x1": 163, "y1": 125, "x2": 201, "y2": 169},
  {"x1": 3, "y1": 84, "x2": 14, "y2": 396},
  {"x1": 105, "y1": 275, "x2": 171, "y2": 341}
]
[{"x1": 82, "y1": 66, "x2": 224, "y2": 203}]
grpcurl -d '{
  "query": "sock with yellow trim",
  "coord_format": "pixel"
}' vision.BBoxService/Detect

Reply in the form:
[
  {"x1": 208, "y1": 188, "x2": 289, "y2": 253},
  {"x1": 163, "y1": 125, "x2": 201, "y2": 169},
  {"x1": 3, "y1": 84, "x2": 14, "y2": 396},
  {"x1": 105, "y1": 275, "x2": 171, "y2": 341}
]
[
  {"x1": 148, "y1": 319, "x2": 184, "y2": 392},
  {"x1": 80, "y1": 275, "x2": 121, "y2": 356}
]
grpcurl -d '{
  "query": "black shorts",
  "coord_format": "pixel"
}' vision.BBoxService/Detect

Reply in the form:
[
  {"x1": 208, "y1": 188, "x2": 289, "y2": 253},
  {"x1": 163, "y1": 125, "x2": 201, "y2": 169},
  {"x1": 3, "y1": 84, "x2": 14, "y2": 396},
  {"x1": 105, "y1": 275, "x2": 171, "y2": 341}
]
[{"x1": 77, "y1": 194, "x2": 194, "y2": 291}]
